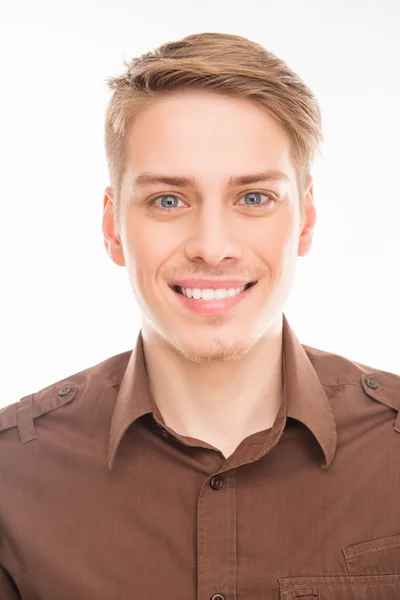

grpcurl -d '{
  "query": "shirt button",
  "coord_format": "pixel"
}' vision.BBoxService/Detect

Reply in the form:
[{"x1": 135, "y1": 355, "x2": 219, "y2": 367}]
[
  {"x1": 58, "y1": 385, "x2": 72, "y2": 396},
  {"x1": 210, "y1": 475, "x2": 224, "y2": 490},
  {"x1": 365, "y1": 375, "x2": 380, "y2": 389},
  {"x1": 210, "y1": 595, "x2": 225, "y2": 600}
]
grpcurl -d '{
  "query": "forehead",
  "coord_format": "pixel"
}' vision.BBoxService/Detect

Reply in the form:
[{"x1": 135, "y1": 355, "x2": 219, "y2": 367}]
[{"x1": 124, "y1": 90, "x2": 295, "y2": 184}]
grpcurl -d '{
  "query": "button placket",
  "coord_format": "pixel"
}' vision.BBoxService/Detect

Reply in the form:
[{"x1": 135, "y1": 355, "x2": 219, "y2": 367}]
[{"x1": 198, "y1": 472, "x2": 236, "y2": 599}]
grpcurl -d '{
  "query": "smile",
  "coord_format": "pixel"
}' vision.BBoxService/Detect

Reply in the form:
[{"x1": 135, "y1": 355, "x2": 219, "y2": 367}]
[
  {"x1": 171, "y1": 281, "x2": 256, "y2": 300},
  {"x1": 169, "y1": 281, "x2": 258, "y2": 316}
]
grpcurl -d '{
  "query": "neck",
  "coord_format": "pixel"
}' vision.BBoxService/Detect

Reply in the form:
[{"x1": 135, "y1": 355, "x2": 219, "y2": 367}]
[{"x1": 141, "y1": 315, "x2": 284, "y2": 458}]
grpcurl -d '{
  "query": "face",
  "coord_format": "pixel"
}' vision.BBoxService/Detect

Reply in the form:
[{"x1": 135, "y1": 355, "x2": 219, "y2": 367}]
[{"x1": 102, "y1": 90, "x2": 316, "y2": 364}]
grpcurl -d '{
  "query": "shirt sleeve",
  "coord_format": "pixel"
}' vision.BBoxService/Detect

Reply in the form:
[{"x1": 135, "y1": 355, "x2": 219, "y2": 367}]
[{"x1": 0, "y1": 565, "x2": 21, "y2": 599}]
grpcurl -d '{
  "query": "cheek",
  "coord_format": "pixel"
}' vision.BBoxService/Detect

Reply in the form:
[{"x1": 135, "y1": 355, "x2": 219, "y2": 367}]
[
  {"x1": 254, "y1": 218, "x2": 295, "y2": 262},
  {"x1": 123, "y1": 218, "x2": 175, "y2": 277}
]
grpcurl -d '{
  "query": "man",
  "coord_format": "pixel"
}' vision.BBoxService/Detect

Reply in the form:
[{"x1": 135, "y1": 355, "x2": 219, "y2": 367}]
[{"x1": 1, "y1": 32, "x2": 399, "y2": 600}]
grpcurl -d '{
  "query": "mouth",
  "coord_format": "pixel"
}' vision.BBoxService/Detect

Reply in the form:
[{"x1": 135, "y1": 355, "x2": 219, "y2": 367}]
[
  {"x1": 170, "y1": 281, "x2": 257, "y2": 296},
  {"x1": 168, "y1": 280, "x2": 259, "y2": 316}
]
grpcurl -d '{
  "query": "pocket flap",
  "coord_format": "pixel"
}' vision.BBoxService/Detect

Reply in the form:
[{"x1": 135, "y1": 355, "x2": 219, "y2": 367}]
[
  {"x1": 343, "y1": 534, "x2": 400, "y2": 575},
  {"x1": 279, "y1": 574, "x2": 400, "y2": 599}
]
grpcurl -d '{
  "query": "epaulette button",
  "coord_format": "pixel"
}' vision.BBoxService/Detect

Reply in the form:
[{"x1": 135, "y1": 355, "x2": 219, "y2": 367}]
[
  {"x1": 365, "y1": 375, "x2": 380, "y2": 389},
  {"x1": 58, "y1": 385, "x2": 73, "y2": 397}
]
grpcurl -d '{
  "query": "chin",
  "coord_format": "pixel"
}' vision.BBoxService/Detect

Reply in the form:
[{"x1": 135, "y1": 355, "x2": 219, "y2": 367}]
[{"x1": 168, "y1": 328, "x2": 254, "y2": 364}]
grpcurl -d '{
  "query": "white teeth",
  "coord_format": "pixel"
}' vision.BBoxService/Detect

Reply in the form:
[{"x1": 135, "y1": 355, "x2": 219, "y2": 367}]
[{"x1": 181, "y1": 285, "x2": 246, "y2": 300}]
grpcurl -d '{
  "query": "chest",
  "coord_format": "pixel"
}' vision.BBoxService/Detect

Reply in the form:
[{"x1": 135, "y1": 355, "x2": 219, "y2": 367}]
[{"x1": 2, "y1": 432, "x2": 400, "y2": 600}]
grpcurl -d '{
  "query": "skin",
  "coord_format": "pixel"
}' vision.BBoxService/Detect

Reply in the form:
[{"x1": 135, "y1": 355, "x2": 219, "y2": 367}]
[{"x1": 102, "y1": 90, "x2": 316, "y2": 458}]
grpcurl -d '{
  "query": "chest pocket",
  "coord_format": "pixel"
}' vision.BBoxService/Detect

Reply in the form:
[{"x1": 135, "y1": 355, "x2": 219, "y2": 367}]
[{"x1": 279, "y1": 534, "x2": 400, "y2": 599}]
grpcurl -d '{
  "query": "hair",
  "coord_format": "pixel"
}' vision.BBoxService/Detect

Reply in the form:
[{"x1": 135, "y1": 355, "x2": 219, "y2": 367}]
[{"x1": 104, "y1": 32, "x2": 323, "y2": 231}]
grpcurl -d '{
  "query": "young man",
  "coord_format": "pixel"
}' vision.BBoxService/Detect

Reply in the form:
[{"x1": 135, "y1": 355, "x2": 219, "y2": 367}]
[{"x1": 1, "y1": 32, "x2": 399, "y2": 600}]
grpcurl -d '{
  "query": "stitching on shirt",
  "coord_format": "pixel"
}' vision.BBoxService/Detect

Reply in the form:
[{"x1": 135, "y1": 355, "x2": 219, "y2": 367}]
[
  {"x1": 204, "y1": 484, "x2": 208, "y2": 591},
  {"x1": 107, "y1": 383, "x2": 125, "y2": 465},
  {"x1": 346, "y1": 541, "x2": 400, "y2": 558},
  {"x1": 279, "y1": 575, "x2": 400, "y2": 587},
  {"x1": 227, "y1": 474, "x2": 232, "y2": 595},
  {"x1": 343, "y1": 550, "x2": 351, "y2": 574},
  {"x1": 319, "y1": 382, "x2": 361, "y2": 387},
  {"x1": 229, "y1": 471, "x2": 237, "y2": 596}
]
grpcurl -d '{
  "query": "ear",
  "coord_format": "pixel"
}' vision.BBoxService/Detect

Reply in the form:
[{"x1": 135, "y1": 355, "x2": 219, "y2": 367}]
[
  {"x1": 298, "y1": 176, "x2": 316, "y2": 258},
  {"x1": 102, "y1": 186, "x2": 126, "y2": 267}
]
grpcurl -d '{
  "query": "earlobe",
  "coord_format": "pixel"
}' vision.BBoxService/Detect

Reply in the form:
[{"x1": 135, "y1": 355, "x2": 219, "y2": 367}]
[
  {"x1": 103, "y1": 228, "x2": 126, "y2": 268},
  {"x1": 298, "y1": 229, "x2": 314, "y2": 258},
  {"x1": 298, "y1": 228, "x2": 314, "y2": 258}
]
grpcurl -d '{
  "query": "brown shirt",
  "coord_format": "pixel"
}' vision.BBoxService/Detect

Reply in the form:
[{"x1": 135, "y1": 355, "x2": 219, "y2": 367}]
[{"x1": 1, "y1": 313, "x2": 400, "y2": 600}]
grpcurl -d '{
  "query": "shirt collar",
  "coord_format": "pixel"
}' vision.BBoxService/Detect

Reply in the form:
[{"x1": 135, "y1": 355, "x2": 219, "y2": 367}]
[
  {"x1": 108, "y1": 313, "x2": 337, "y2": 469},
  {"x1": 282, "y1": 315, "x2": 337, "y2": 468}
]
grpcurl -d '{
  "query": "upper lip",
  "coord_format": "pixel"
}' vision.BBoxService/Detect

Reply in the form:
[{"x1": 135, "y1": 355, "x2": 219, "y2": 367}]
[{"x1": 169, "y1": 279, "x2": 256, "y2": 290}]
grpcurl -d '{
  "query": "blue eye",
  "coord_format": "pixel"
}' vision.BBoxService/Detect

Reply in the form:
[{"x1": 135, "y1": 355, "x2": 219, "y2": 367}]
[
  {"x1": 148, "y1": 191, "x2": 276, "y2": 211},
  {"x1": 237, "y1": 192, "x2": 275, "y2": 207},
  {"x1": 151, "y1": 194, "x2": 185, "y2": 210}
]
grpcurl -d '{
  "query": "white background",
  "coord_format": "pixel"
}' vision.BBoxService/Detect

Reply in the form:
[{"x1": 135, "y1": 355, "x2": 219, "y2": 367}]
[{"x1": 0, "y1": 0, "x2": 399, "y2": 407}]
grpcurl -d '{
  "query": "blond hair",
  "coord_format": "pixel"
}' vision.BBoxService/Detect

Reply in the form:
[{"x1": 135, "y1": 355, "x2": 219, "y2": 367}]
[{"x1": 104, "y1": 32, "x2": 323, "y2": 229}]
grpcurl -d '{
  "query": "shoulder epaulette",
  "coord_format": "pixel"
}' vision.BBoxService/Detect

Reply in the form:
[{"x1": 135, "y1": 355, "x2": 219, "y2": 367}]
[
  {"x1": 361, "y1": 370, "x2": 400, "y2": 433},
  {"x1": 0, "y1": 381, "x2": 80, "y2": 443}
]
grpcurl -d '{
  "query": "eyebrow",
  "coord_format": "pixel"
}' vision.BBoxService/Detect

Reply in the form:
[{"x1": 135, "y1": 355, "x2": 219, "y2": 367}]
[{"x1": 129, "y1": 169, "x2": 291, "y2": 193}]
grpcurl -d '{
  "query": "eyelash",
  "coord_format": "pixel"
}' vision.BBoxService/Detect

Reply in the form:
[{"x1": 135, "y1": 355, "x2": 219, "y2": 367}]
[{"x1": 146, "y1": 191, "x2": 277, "y2": 212}]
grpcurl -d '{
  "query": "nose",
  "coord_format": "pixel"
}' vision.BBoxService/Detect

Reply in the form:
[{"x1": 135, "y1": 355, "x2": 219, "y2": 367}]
[{"x1": 183, "y1": 203, "x2": 243, "y2": 266}]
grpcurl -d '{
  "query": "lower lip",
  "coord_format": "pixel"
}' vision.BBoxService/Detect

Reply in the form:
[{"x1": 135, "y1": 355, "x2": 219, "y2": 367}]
[{"x1": 169, "y1": 283, "x2": 257, "y2": 315}]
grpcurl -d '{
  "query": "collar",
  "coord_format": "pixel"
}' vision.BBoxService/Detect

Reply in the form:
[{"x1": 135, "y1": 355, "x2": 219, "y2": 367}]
[{"x1": 108, "y1": 313, "x2": 337, "y2": 469}]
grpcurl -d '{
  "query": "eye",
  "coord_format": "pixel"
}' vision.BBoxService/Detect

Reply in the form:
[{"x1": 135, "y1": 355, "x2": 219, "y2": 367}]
[
  {"x1": 147, "y1": 191, "x2": 276, "y2": 211},
  {"x1": 148, "y1": 194, "x2": 185, "y2": 210},
  {"x1": 237, "y1": 192, "x2": 276, "y2": 207}
]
